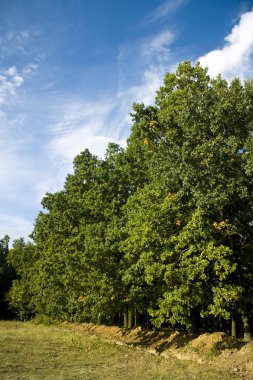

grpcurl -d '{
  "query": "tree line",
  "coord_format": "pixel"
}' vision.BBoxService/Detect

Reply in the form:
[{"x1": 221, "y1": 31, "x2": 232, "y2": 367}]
[{"x1": 1, "y1": 62, "x2": 253, "y2": 340}]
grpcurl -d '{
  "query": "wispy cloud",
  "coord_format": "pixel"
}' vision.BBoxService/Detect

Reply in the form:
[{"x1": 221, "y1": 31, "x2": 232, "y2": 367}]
[
  {"x1": 0, "y1": 30, "x2": 46, "y2": 108},
  {"x1": 22, "y1": 62, "x2": 39, "y2": 76},
  {"x1": 48, "y1": 27, "x2": 176, "y2": 169},
  {"x1": 142, "y1": 0, "x2": 189, "y2": 26},
  {"x1": 117, "y1": 66, "x2": 166, "y2": 109},
  {"x1": 198, "y1": 8, "x2": 253, "y2": 80},
  {"x1": 0, "y1": 66, "x2": 24, "y2": 105},
  {"x1": 0, "y1": 63, "x2": 43, "y2": 109},
  {"x1": 117, "y1": 26, "x2": 176, "y2": 103},
  {"x1": 141, "y1": 29, "x2": 174, "y2": 61},
  {"x1": 0, "y1": 133, "x2": 41, "y2": 205},
  {"x1": 48, "y1": 100, "x2": 120, "y2": 169},
  {"x1": 22, "y1": 53, "x2": 46, "y2": 76},
  {"x1": 0, "y1": 30, "x2": 30, "y2": 59},
  {"x1": 0, "y1": 30, "x2": 59, "y2": 241},
  {"x1": 0, "y1": 214, "x2": 33, "y2": 243}
]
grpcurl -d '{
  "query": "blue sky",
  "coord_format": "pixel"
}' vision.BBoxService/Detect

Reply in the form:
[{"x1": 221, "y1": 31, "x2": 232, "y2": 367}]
[{"x1": 1, "y1": 0, "x2": 253, "y2": 242}]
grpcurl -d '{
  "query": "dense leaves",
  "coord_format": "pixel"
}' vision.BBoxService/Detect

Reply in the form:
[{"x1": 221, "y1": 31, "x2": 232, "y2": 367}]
[{"x1": 0, "y1": 235, "x2": 15, "y2": 318}]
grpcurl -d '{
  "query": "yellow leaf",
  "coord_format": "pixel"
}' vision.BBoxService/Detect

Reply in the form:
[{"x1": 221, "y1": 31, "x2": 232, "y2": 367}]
[
  {"x1": 149, "y1": 120, "x2": 158, "y2": 128},
  {"x1": 165, "y1": 192, "x2": 176, "y2": 201}
]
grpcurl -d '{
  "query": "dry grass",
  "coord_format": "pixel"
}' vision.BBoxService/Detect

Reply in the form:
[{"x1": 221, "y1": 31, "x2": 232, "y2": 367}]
[{"x1": 0, "y1": 321, "x2": 238, "y2": 379}]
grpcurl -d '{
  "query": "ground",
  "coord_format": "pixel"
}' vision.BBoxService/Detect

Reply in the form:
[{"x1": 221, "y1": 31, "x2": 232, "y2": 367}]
[
  {"x1": 63, "y1": 322, "x2": 253, "y2": 378},
  {"x1": 1, "y1": 320, "x2": 253, "y2": 379}
]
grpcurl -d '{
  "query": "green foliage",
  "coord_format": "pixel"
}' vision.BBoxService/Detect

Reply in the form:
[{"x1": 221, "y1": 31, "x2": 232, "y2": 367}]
[
  {"x1": 0, "y1": 235, "x2": 16, "y2": 318},
  {"x1": 25, "y1": 147, "x2": 130, "y2": 323},
  {"x1": 7, "y1": 238, "x2": 37, "y2": 320},
  {"x1": 121, "y1": 61, "x2": 253, "y2": 329}
]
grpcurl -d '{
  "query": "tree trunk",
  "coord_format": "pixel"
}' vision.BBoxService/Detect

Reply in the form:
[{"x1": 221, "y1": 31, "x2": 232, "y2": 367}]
[
  {"x1": 231, "y1": 316, "x2": 236, "y2": 338},
  {"x1": 128, "y1": 309, "x2": 133, "y2": 329},
  {"x1": 123, "y1": 309, "x2": 128, "y2": 328},
  {"x1": 242, "y1": 310, "x2": 251, "y2": 342},
  {"x1": 146, "y1": 312, "x2": 150, "y2": 329},
  {"x1": 189, "y1": 308, "x2": 200, "y2": 335},
  {"x1": 134, "y1": 307, "x2": 138, "y2": 327}
]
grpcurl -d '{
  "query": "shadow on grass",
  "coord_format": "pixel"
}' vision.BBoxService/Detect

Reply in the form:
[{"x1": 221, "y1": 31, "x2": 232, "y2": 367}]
[
  {"x1": 121, "y1": 327, "x2": 194, "y2": 354},
  {"x1": 120, "y1": 327, "x2": 247, "y2": 356}
]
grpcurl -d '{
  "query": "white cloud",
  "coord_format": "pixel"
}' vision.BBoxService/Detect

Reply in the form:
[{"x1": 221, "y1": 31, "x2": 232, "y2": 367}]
[
  {"x1": 6, "y1": 32, "x2": 14, "y2": 41},
  {"x1": 48, "y1": 100, "x2": 121, "y2": 170},
  {"x1": 199, "y1": 8, "x2": 253, "y2": 80},
  {"x1": 117, "y1": 27, "x2": 176, "y2": 110},
  {"x1": 43, "y1": 81, "x2": 56, "y2": 90},
  {"x1": 0, "y1": 58, "x2": 44, "y2": 106},
  {"x1": 0, "y1": 31, "x2": 44, "y2": 105},
  {"x1": 141, "y1": 30, "x2": 174, "y2": 61},
  {"x1": 47, "y1": 23, "x2": 178, "y2": 175},
  {"x1": 0, "y1": 214, "x2": 33, "y2": 243},
  {"x1": 22, "y1": 62, "x2": 39, "y2": 75},
  {"x1": 118, "y1": 66, "x2": 165, "y2": 107},
  {"x1": 0, "y1": 147, "x2": 39, "y2": 203},
  {"x1": 19, "y1": 31, "x2": 30, "y2": 40},
  {"x1": 49, "y1": 124, "x2": 113, "y2": 162},
  {"x1": 0, "y1": 111, "x2": 46, "y2": 210},
  {"x1": 142, "y1": 0, "x2": 188, "y2": 26},
  {"x1": 22, "y1": 55, "x2": 45, "y2": 76},
  {"x1": 0, "y1": 67, "x2": 24, "y2": 105},
  {"x1": 48, "y1": 26, "x2": 176, "y2": 168},
  {"x1": 6, "y1": 66, "x2": 17, "y2": 76},
  {"x1": 13, "y1": 75, "x2": 24, "y2": 87},
  {"x1": 0, "y1": 31, "x2": 30, "y2": 59}
]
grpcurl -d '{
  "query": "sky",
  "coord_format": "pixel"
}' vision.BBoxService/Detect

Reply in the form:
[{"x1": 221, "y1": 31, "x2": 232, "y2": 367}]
[{"x1": 1, "y1": 0, "x2": 253, "y2": 243}]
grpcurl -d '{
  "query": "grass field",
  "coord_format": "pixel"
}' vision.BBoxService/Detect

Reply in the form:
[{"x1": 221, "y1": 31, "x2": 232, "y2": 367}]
[{"x1": 0, "y1": 321, "x2": 238, "y2": 379}]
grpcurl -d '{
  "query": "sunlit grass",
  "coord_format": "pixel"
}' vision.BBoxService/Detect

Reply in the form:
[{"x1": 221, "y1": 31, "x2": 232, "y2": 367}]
[{"x1": 0, "y1": 321, "x2": 237, "y2": 379}]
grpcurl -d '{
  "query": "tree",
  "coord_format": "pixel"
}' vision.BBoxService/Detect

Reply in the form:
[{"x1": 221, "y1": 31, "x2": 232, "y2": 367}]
[
  {"x1": 0, "y1": 235, "x2": 15, "y2": 318},
  {"x1": 6, "y1": 238, "x2": 37, "y2": 320},
  {"x1": 29, "y1": 146, "x2": 132, "y2": 324},
  {"x1": 121, "y1": 62, "x2": 253, "y2": 335}
]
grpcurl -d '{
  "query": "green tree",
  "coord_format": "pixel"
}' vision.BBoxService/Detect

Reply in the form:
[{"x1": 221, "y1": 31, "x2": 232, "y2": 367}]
[
  {"x1": 0, "y1": 235, "x2": 15, "y2": 318},
  {"x1": 121, "y1": 62, "x2": 253, "y2": 335},
  {"x1": 154, "y1": 62, "x2": 253, "y2": 336},
  {"x1": 30, "y1": 146, "x2": 131, "y2": 324},
  {"x1": 7, "y1": 238, "x2": 37, "y2": 320}
]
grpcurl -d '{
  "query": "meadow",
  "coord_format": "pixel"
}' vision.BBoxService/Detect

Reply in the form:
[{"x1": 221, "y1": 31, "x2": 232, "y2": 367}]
[{"x1": 0, "y1": 321, "x2": 239, "y2": 380}]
